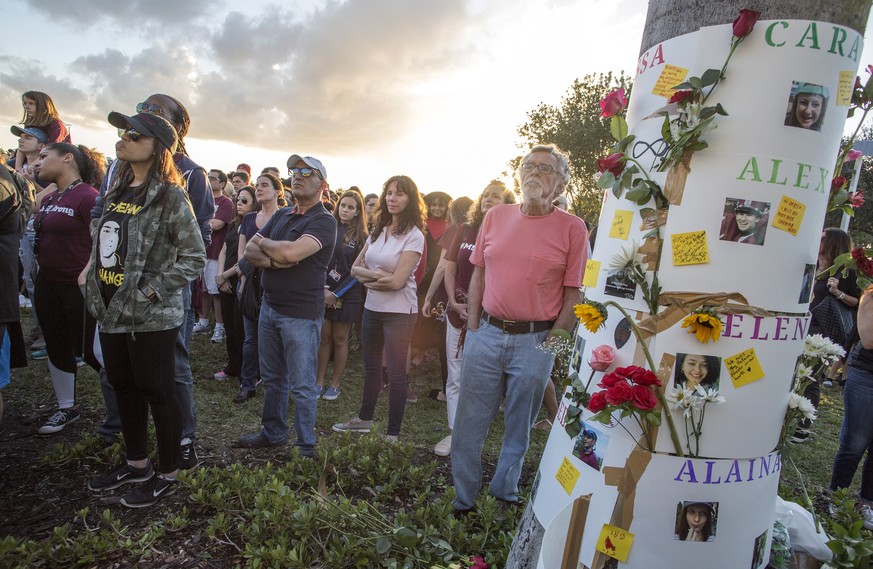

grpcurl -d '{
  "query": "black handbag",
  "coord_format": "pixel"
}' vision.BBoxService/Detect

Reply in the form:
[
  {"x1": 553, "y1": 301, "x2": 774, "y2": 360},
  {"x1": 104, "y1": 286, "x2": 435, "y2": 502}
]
[
  {"x1": 810, "y1": 294, "x2": 855, "y2": 347},
  {"x1": 238, "y1": 268, "x2": 263, "y2": 321}
]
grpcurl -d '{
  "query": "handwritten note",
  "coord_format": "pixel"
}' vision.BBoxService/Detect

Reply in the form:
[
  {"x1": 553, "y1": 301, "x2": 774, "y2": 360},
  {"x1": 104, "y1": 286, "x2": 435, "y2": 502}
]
[
  {"x1": 583, "y1": 259, "x2": 601, "y2": 288},
  {"x1": 772, "y1": 195, "x2": 807, "y2": 236},
  {"x1": 725, "y1": 347, "x2": 765, "y2": 388},
  {"x1": 556, "y1": 456, "x2": 581, "y2": 495},
  {"x1": 609, "y1": 210, "x2": 634, "y2": 240},
  {"x1": 837, "y1": 70, "x2": 855, "y2": 106},
  {"x1": 652, "y1": 64, "x2": 689, "y2": 98},
  {"x1": 671, "y1": 231, "x2": 709, "y2": 266},
  {"x1": 595, "y1": 524, "x2": 634, "y2": 562}
]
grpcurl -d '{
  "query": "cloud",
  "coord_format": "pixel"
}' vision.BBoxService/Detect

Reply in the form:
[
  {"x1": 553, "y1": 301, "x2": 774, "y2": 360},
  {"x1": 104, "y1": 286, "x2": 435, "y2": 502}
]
[{"x1": 23, "y1": 0, "x2": 220, "y2": 28}]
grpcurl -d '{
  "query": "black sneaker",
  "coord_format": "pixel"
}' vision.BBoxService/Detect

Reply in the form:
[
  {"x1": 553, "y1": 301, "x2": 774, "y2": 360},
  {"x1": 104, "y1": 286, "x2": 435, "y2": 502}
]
[
  {"x1": 120, "y1": 473, "x2": 178, "y2": 508},
  {"x1": 179, "y1": 442, "x2": 199, "y2": 470},
  {"x1": 88, "y1": 461, "x2": 154, "y2": 491},
  {"x1": 38, "y1": 407, "x2": 80, "y2": 435}
]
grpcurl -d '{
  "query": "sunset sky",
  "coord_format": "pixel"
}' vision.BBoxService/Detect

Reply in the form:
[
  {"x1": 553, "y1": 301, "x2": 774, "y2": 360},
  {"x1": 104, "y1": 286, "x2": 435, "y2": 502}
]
[{"x1": 2, "y1": 0, "x2": 872, "y2": 198}]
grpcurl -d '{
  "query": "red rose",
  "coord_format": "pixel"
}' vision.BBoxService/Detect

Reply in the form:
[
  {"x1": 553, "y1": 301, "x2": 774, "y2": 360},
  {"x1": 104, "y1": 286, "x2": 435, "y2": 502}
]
[
  {"x1": 630, "y1": 385, "x2": 657, "y2": 411},
  {"x1": 588, "y1": 391, "x2": 608, "y2": 413},
  {"x1": 832, "y1": 176, "x2": 848, "y2": 191},
  {"x1": 589, "y1": 345, "x2": 616, "y2": 372},
  {"x1": 627, "y1": 367, "x2": 661, "y2": 387},
  {"x1": 852, "y1": 247, "x2": 866, "y2": 262},
  {"x1": 669, "y1": 90, "x2": 694, "y2": 104},
  {"x1": 850, "y1": 191, "x2": 865, "y2": 208},
  {"x1": 605, "y1": 381, "x2": 632, "y2": 405},
  {"x1": 469, "y1": 555, "x2": 489, "y2": 569},
  {"x1": 597, "y1": 153, "x2": 625, "y2": 177},
  {"x1": 732, "y1": 9, "x2": 760, "y2": 38},
  {"x1": 598, "y1": 370, "x2": 622, "y2": 388},
  {"x1": 599, "y1": 88, "x2": 628, "y2": 118}
]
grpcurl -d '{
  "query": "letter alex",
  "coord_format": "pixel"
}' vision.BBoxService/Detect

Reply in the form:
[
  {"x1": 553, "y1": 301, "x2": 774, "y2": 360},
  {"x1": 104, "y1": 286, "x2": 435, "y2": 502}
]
[
  {"x1": 98, "y1": 268, "x2": 124, "y2": 287},
  {"x1": 737, "y1": 157, "x2": 830, "y2": 194},
  {"x1": 674, "y1": 454, "x2": 782, "y2": 484}
]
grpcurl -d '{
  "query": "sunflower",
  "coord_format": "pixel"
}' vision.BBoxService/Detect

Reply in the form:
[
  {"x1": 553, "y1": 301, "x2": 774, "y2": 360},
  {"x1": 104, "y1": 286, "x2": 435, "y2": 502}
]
[
  {"x1": 575, "y1": 301, "x2": 607, "y2": 333},
  {"x1": 681, "y1": 310, "x2": 723, "y2": 344}
]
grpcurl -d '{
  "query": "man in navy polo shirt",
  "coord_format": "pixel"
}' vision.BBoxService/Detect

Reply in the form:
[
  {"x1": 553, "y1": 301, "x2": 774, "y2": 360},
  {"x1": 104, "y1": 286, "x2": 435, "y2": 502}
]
[{"x1": 234, "y1": 154, "x2": 337, "y2": 458}]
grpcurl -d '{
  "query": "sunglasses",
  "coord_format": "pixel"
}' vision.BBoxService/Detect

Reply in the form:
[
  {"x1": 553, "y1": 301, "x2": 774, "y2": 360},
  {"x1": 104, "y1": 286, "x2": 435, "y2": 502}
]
[
  {"x1": 136, "y1": 102, "x2": 165, "y2": 116},
  {"x1": 237, "y1": 198, "x2": 250, "y2": 205},
  {"x1": 117, "y1": 128, "x2": 144, "y2": 142},
  {"x1": 288, "y1": 167, "x2": 322, "y2": 179}
]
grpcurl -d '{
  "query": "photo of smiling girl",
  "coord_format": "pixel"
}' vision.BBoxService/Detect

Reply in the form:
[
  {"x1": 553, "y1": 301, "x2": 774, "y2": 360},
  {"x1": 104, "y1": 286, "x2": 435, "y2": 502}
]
[
  {"x1": 784, "y1": 82, "x2": 828, "y2": 131},
  {"x1": 674, "y1": 501, "x2": 718, "y2": 542},
  {"x1": 674, "y1": 353, "x2": 721, "y2": 391}
]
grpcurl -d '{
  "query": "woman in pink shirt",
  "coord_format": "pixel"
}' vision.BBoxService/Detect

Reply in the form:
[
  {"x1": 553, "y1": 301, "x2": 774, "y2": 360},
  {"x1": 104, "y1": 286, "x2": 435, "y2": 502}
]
[{"x1": 333, "y1": 175, "x2": 426, "y2": 441}]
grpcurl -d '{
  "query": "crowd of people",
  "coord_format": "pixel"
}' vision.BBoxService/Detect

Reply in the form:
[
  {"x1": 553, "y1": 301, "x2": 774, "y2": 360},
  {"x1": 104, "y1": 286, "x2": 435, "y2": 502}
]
[
  {"x1": 2, "y1": 90, "x2": 586, "y2": 512},
  {"x1": 2, "y1": 90, "x2": 871, "y2": 527}
]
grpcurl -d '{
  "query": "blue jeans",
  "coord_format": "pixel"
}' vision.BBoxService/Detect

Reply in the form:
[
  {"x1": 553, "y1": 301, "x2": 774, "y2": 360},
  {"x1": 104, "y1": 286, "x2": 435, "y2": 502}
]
[
  {"x1": 451, "y1": 320, "x2": 554, "y2": 510},
  {"x1": 359, "y1": 310, "x2": 417, "y2": 436},
  {"x1": 258, "y1": 303, "x2": 322, "y2": 452},
  {"x1": 831, "y1": 365, "x2": 873, "y2": 501},
  {"x1": 241, "y1": 315, "x2": 261, "y2": 391},
  {"x1": 173, "y1": 282, "x2": 197, "y2": 441}
]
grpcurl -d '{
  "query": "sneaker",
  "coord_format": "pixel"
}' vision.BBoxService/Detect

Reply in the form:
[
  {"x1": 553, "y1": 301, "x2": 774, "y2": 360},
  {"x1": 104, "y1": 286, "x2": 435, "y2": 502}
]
[
  {"x1": 38, "y1": 408, "x2": 80, "y2": 435},
  {"x1": 332, "y1": 417, "x2": 373, "y2": 433},
  {"x1": 88, "y1": 461, "x2": 154, "y2": 491},
  {"x1": 179, "y1": 442, "x2": 199, "y2": 470},
  {"x1": 120, "y1": 473, "x2": 178, "y2": 508},
  {"x1": 192, "y1": 321, "x2": 210, "y2": 335},
  {"x1": 823, "y1": 380, "x2": 834, "y2": 387},
  {"x1": 436, "y1": 391, "x2": 447, "y2": 402},
  {"x1": 213, "y1": 370, "x2": 230, "y2": 381},
  {"x1": 789, "y1": 430, "x2": 810, "y2": 444},
  {"x1": 406, "y1": 387, "x2": 418, "y2": 404},
  {"x1": 860, "y1": 504, "x2": 873, "y2": 530},
  {"x1": 31, "y1": 348, "x2": 48, "y2": 360},
  {"x1": 322, "y1": 386, "x2": 341, "y2": 401},
  {"x1": 434, "y1": 434, "x2": 452, "y2": 457},
  {"x1": 210, "y1": 328, "x2": 225, "y2": 343},
  {"x1": 76, "y1": 356, "x2": 85, "y2": 367},
  {"x1": 29, "y1": 336, "x2": 46, "y2": 349},
  {"x1": 233, "y1": 387, "x2": 255, "y2": 403},
  {"x1": 19, "y1": 293, "x2": 31, "y2": 308},
  {"x1": 384, "y1": 434, "x2": 399, "y2": 443}
]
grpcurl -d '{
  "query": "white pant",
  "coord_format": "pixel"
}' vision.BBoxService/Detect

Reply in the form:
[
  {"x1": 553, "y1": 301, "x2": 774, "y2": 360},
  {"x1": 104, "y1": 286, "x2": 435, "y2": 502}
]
[{"x1": 446, "y1": 321, "x2": 465, "y2": 429}]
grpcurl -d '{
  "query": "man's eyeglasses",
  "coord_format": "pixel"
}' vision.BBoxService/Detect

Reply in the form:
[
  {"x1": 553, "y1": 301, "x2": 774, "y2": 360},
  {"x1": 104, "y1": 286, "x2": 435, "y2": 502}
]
[
  {"x1": 289, "y1": 167, "x2": 322, "y2": 179},
  {"x1": 520, "y1": 162, "x2": 557, "y2": 175},
  {"x1": 136, "y1": 102, "x2": 165, "y2": 116},
  {"x1": 118, "y1": 128, "x2": 143, "y2": 142},
  {"x1": 207, "y1": 176, "x2": 221, "y2": 182}
]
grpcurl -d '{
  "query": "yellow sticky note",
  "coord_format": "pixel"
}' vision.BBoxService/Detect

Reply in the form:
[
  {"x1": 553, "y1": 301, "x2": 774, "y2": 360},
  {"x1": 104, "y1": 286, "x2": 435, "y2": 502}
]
[
  {"x1": 555, "y1": 456, "x2": 581, "y2": 495},
  {"x1": 725, "y1": 347, "x2": 766, "y2": 388},
  {"x1": 609, "y1": 210, "x2": 633, "y2": 240},
  {"x1": 582, "y1": 259, "x2": 601, "y2": 288},
  {"x1": 671, "y1": 231, "x2": 709, "y2": 266},
  {"x1": 837, "y1": 70, "x2": 855, "y2": 106},
  {"x1": 595, "y1": 524, "x2": 635, "y2": 562},
  {"x1": 772, "y1": 195, "x2": 807, "y2": 236},
  {"x1": 652, "y1": 64, "x2": 689, "y2": 98}
]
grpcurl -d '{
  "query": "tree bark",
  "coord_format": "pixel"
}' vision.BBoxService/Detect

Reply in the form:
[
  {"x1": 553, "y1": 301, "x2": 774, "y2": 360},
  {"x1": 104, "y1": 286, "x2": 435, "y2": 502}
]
[{"x1": 507, "y1": 2, "x2": 869, "y2": 567}]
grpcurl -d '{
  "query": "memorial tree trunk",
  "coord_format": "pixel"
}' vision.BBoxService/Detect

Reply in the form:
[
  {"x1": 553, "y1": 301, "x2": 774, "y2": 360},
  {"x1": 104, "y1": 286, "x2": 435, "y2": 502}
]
[{"x1": 506, "y1": 2, "x2": 869, "y2": 568}]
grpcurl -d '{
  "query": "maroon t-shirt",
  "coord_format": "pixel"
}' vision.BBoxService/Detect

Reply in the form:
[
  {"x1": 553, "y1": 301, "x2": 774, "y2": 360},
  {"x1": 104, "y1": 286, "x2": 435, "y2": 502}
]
[
  {"x1": 44, "y1": 118, "x2": 71, "y2": 144},
  {"x1": 36, "y1": 182, "x2": 98, "y2": 283},
  {"x1": 206, "y1": 194, "x2": 234, "y2": 260},
  {"x1": 444, "y1": 223, "x2": 478, "y2": 328}
]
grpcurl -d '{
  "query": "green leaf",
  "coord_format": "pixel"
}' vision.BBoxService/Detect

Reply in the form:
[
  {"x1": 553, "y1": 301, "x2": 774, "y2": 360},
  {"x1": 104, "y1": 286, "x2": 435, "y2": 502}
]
[
  {"x1": 700, "y1": 68, "x2": 721, "y2": 87},
  {"x1": 610, "y1": 116, "x2": 629, "y2": 142},
  {"x1": 672, "y1": 81, "x2": 694, "y2": 90},
  {"x1": 567, "y1": 405, "x2": 582, "y2": 418},
  {"x1": 713, "y1": 103, "x2": 728, "y2": 116},
  {"x1": 597, "y1": 171, "x2": 616, "y2": 189},
  {"x1": 566, "y1": 421, "x2": 582, "y2": 438},
  {"x1": 832, "y1": 189, "x2": 849, "y2": 206},
  {"x1": 661, "y1": 115, "x2": 672, "y2": 141},
  {"x1": 625, "y1": 186, "x2": 652, "y2": 205},
  {"x1": 394, "y1": 527, "x2": 419, "y2": 548},
  {"x1": 684, "y1": 141, "x2": 709, "y2": 153},
  {"x1": 640, "y1": 207, "x2": 654, "y2": 218},
  {"x1": 689, "y1": 76, "x2": 702, "y2": 90},
  {"x1": 617, "y1": 134, "x2": 636, "y2": 152},
  {"x1": 376, "y1": 538, "x2": 391, "y2": 554}
]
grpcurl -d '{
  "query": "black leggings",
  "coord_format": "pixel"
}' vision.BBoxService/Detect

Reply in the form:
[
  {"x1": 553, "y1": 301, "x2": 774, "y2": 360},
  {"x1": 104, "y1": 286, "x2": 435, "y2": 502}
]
[
  {"x1": 34, "y1": 273, "x2": 84, "y2": 375},
  {"x1": 101, "y1": 327, "x2": 181, "y2": 474},
  {"x1": 219, "y1": 290, "x2": 243, "y2": 376}
]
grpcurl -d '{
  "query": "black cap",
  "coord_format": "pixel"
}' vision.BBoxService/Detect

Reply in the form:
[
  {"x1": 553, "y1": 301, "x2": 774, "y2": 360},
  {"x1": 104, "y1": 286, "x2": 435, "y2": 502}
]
[{"x1": 108, "y1": 111, "x2": 178, "y2": 153}]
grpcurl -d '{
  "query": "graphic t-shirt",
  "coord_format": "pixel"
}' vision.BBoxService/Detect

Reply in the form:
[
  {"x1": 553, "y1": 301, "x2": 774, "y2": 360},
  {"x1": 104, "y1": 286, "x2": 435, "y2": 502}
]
[
  {"x1": 97, "y1": 185, "x2": 145, "y2": 305},
  {"x1": 35, "y1": 182, "x2": 98, "y2": 284}
]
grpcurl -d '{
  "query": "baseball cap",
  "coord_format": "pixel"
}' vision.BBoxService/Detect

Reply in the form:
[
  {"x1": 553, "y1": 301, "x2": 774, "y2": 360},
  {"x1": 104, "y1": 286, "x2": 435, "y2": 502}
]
[
  {"x1": 236, "y1": 163, "x2": 252, "y2": 175},
  {"x1": 286, "y1": 154, "x2": 327, "y2": 180},
  {"x1": 107, "y1": 111, "x2": 178, "y2": 153},
  {"x1": 10, "y1": 125, "x2": 48, "y2": 144},
  {"x1": 734, "y1": 199, "x2": 766, "y2": 216}
]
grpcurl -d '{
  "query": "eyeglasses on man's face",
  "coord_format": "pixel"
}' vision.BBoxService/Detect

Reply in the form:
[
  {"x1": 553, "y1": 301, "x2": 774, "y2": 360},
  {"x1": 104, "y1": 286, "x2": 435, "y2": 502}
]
[{"x1": 520, "y1": 162, "x2": 557, "y2": 175}]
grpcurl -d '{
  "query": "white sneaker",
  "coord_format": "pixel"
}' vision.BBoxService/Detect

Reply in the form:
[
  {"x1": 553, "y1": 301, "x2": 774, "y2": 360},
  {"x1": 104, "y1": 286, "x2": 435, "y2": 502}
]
[
  {"x1": 211, "y1": 328, "x2": 225, "y2": 343},
  {"x1": 860, "y1": 504, "x2": 873, "y2": 530},
  {"x1": 192, "y1": 322, "x2": 210, "y2": 335},
  {"x1": 19, "y1": 294, "x2": 31, "y2": 308},
  {"x1": 434, "y1": 434, "x2": 452, "y2": 457}
]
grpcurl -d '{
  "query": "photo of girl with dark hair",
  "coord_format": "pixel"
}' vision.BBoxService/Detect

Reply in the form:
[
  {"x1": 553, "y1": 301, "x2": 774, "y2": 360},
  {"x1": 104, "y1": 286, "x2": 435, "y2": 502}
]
[
  {"x1": 674, "y1": 501, "x2": 717, "y2": 542},
  {"x1": 674, "y1": 353, "x2": 721, "y2": 391}
]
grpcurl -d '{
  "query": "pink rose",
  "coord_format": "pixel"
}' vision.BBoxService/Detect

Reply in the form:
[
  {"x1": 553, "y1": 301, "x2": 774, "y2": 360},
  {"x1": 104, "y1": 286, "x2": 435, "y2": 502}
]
[
  {"x1": 588, "y1": 391, "x2": 608, "y2": 413},
  {"x1": 850, "y1": 190, "x2": 865, "y2": 208},
  {"x1": 630, "y1": 385, "x2": 657, "y2": 411},
  {"x1": 846, "y1": 149, "x2": 863, "y2": 162},
  {"x1": 588, "y1": 345, "x2": 616, "y2": 372},
  {"x1": 597, "y1": 153, "x2": 625, "y2": 178},
  {"x1": 599, "y1": 88, "x2": 628, "y2": 118},
  {"x1": 732, "y1": 9, "x2": 760, "y2": 38},
  {"x1": 605, "y1": 381, "x2": 632, "y2": 405}
]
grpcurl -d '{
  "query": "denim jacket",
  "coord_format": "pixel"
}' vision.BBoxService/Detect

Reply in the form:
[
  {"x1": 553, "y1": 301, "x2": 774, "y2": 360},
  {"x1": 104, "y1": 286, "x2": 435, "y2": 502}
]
[{"x1": 83, "y1": 178, "x2": 206, "y2": 334}]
